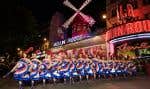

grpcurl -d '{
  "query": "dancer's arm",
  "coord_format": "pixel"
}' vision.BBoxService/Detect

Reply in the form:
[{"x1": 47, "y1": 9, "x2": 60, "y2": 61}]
[
  {"x1": 10, "y1": 62, "x2": 19, "y2": 72},
  {"x1": 26, "y1": 58, "x2": 32, "y2": 65},
  {"x1": 26, "y1": 58, "x2": 33, "y2": 71},
  {"x1": 36, "y1": 59, "x2": 42, "y2": 64},
  {"x1": 3, "y1": 62, "x2": 19, "y2": 78}
]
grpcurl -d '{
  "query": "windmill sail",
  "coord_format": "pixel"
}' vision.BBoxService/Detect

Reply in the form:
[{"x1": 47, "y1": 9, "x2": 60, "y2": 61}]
[
  {"x1": 62, "y1": 0, "x2": 95, "y2": 28},
  {"x1": 79, "y1": 12, "x2": 95, "y2": 26},
  {"x1": 62, "y1": 13, "x2": 78, "y2": 28},
  {"x1": 63, "y1": 0, "x2": 78, "y2": 11}
]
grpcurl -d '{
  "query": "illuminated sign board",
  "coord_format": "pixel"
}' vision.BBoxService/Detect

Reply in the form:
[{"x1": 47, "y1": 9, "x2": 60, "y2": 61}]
[
  {"x1": 106, "y1": 20, "x2": 150, "y2": 41},
  {"x1": 110, "y1": 33, "x2": 150, "y2": 43},
  {"x1": 53, "y1": 35, "x2": 91, "y2": 47}
]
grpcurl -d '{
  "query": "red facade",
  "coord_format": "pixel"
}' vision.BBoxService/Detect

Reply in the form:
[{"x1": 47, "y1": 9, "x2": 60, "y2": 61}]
[
  {"x1": 106, "y1": 20, "x2": 150, "y2": 41},
  {"x1": 71, "y1": 14, "x2": 90, "y2": 37}
]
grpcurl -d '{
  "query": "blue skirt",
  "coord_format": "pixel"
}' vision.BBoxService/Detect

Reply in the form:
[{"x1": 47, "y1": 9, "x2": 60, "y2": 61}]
[{"x1": 14, "y1": 72, "x2": 30, "y2": 81}]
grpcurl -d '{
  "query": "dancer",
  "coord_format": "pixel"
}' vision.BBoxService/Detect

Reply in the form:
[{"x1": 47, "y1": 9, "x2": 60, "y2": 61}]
[
  {"x1": 85, "y1": 57, "x2": 93, "y2": 81},
  {"x1": 76, "y1": 54, "x2": 85, "y2": 82},
  {"x1": 91, "y1": 54, "x2": 99, "y2": 79},
  {"x1": 30, "y1": 53, "x2": 42, "y2": 87},
  {"x1": 4, "y1": 53, "x2": 32, "y2": 89},
  {"x1": 70, "y1": 54, "x2": 78, "y2": 84}
]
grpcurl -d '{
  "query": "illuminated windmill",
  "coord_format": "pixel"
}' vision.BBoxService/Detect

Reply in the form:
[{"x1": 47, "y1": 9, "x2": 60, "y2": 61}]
[{"x1": 62, "y1": 0, "x2": 95, "y2": 37}]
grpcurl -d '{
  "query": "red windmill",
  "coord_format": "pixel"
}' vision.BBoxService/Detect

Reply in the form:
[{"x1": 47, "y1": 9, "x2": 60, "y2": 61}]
[{"x1": 62, "y1": 0, "x2": 95, "y2": 37}]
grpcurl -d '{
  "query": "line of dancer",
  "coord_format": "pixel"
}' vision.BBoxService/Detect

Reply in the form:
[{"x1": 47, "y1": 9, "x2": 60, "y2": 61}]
[{"x1": 4, "y1": 48, "x2": 137, "y2": 89}]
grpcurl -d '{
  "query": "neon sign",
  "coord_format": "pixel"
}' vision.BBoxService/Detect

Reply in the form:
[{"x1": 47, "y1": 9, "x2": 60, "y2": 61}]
[
  {"x1": 139, "y1": 49, "x2": 150, "y2": 56},
  {"x1": 53, "y1": 35, "x2": 91, "y2": 47},
  {"x1": 106, "y1": 20, "x2": 150, "y2": 41},
  {"x1": 110, "y1": 33, "x2": 150, "y2": 43}
]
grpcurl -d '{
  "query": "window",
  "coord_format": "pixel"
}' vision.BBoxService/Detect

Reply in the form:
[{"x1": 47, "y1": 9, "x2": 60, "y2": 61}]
[
  {"x1": 110, "y1": 0, "x2": 117, "y2": 4},
  {"x1": 107, "y1": 0, "x2": 117, "y2": 5},
  {"x1": 144, "y1": 14, "x2": 150, "y2": 19},
  {"x1": 128, "y1": 0, "x2": 138, "y2": 9}
]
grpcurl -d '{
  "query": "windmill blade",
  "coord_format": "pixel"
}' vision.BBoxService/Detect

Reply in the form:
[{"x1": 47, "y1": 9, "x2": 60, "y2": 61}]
[
  {"x1": 63, "y1": 0, "x2": 78, "y2": 12},
  {"x1": 62, "y1": 13, "x2": 78, "y2": 28},
  {"x1": 79, "y1": 12, "x2": 95, "y2": 26},
  {"x1": 79, "y1": 0, "x2": 92, "y2": 11}
]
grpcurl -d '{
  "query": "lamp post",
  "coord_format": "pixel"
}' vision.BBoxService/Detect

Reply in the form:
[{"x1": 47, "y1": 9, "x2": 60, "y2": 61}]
[
  {"x1": 44, "y1": 38, "x2": 47, "y2": 41},
  {"x1": 42, "y1": 38, "x2": 49, "y2": 51},
  {"x1": 102, "y1": 14, "x2": 107, "y2": 19}
]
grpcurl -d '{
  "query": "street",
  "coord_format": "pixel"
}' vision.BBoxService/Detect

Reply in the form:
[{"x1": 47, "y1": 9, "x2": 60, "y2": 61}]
[{"x1": 1, "y1": 76, "x2": 150, "y2": 89}]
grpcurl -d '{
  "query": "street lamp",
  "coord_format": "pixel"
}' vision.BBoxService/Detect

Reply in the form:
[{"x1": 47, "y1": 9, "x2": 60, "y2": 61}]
[
  {"x1": 17, "y1": 48, "x2": 21, "y2": 51},
  {"x1": 42, "y1": 37, "x2": 50, "y2": 50},
  {"x1": 44, "y1": 38, "x2": 47, "y2": 41},
  {"x1": 102, "y1": 14, "x2": 107, "y2": 19}
]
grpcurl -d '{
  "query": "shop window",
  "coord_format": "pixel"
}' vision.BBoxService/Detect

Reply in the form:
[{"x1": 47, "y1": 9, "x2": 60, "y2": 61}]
[
  {"x1": 143, "y1": 0, "x2": 150, "y2": 5},
  {"x1": 132, "y1": 0, "x2": 138, "y2": 9},
  {"x1": 111, "y1": 9, "x2": 117, "y2": 17},
  {"x1": 107, "y1": 0, "x2": 117, "y2": 5}
]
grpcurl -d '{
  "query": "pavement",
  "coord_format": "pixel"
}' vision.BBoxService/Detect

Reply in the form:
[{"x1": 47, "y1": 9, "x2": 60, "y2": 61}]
[{"x1": 0, "y1": 76, "x2": 150, "y2": 89}]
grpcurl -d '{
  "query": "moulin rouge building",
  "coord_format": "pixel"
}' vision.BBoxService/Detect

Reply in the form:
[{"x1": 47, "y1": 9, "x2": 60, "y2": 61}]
[
  {"x1": 105, "y1": 0, "x2": 150, "y2": 59},
  {"x1": 50, "y1": 0, "x2": 150, "y2": 60}
]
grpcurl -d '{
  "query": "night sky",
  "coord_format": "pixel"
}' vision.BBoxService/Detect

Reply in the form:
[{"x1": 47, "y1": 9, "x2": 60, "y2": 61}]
[{"x1": 24, "y1": 0, "x2": 106, "y2": 25}]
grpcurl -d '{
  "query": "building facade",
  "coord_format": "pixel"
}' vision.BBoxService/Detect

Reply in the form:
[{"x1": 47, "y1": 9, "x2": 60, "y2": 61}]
[
  {"x1": 49, "y1": 12, "x2": 65, "y2": 43},
  {"x1": 106, "y1": 0, "x2": 150, "y2": 59},
  {"x1": 106, "y1": 0, "x2": 150, "y2": 29}
]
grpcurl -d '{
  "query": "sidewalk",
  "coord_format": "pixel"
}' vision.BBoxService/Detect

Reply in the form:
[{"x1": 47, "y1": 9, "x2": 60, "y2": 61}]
[{"x1": 1, "y1": 76, "x2": 150, "y2": 89}]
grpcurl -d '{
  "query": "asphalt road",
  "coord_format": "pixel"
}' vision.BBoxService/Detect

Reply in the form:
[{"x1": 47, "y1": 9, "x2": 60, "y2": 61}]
[{"x1": 0, "y1": 76, "x2": 150, "y2": 89}]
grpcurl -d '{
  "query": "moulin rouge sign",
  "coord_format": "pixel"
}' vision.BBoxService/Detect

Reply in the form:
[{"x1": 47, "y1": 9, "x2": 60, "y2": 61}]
[
  {"x1": 53, "y1": 35, "x2": 91, "y2": 47},
  {"x1": 106, "y1": 20, "x2": 150, "y2": 41}
]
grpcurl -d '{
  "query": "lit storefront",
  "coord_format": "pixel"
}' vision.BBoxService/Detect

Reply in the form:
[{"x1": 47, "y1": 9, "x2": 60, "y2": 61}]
[
  {"x1": 51, "y1": 34, "x2": 106, "y2": 58},
  {"x1": 106, "y1": 20, "x2": 150, "y2": 59}
]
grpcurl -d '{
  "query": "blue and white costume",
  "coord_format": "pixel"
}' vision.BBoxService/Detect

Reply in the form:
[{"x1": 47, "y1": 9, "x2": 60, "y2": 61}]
[
  {"x1": 51, "y1": 61, "x2": 62, "y2": 79},
  {"x1": 14, "y1": 58, "x2": 30, "y2": 81},
  {"x1": 76, "y1": 60, "x2": 85, "y2": 76},
  {"x1": 85, "y1": 61, "x2": 93, "y2": 76},
  {"x1": 95, "y1": 61, "x2": 102, "y2": 75},
  {"x1": 60, "y1": 61, "x2": 71, "y2": 78},
  {"x1": 30, "y1": 59, "x2": 40, "y2": 81},
  {"x1": 70, "y1": 61, "x2": 78, "y2": 77}
]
